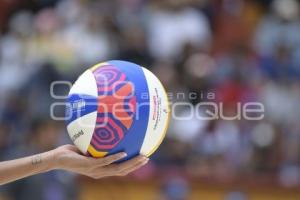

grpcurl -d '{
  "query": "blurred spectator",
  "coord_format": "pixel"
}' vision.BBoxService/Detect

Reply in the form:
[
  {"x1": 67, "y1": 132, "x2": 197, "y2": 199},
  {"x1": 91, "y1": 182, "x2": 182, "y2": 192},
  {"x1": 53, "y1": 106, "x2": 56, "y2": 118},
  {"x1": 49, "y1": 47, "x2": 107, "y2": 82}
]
[
  {"x1": 160, "y1": 176, "x2": 190, "y2": 200},
  {"x1": 225, "y1": 191, "x2": 248, "y2": 200},
  {"x1": 147, "y1": 1, "x2": 211, "y2": 59}
]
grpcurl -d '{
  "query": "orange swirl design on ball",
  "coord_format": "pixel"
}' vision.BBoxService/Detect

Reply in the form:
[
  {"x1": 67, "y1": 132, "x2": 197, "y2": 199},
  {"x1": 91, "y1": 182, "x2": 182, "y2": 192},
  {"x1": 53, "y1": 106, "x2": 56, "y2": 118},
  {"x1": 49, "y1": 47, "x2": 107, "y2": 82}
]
[{"x1": 87, "y1": 64, "x2": 136, "y2": 157}]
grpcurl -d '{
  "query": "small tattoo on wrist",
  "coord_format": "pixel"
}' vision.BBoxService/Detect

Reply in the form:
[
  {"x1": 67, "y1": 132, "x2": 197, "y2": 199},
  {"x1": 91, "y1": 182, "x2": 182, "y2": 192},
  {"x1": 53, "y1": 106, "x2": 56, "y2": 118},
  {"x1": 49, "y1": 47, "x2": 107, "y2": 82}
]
[{"x1": 31, "y1": 155, "x2": 42, "y2": 165}]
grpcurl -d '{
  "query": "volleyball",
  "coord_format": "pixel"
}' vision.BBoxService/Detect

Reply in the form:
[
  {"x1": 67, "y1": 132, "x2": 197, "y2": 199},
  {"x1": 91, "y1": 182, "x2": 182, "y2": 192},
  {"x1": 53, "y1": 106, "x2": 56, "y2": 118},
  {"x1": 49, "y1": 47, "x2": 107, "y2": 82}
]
[{"x1": 66, "y1": 60, "x2": 170, "y2": 160}]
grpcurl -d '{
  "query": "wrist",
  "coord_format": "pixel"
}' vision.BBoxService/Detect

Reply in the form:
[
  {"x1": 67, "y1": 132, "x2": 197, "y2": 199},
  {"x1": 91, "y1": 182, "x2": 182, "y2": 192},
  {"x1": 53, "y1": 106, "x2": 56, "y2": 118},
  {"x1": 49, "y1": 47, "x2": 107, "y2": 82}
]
[
  {"x1": 44, "y1": 149, "x2": 59, "y2": 171},
  {"x1": 50, "y1": 147, "x2": 67, "y2": 170},
  {"x1": 49, "y1": 148, "x2": 60, "y2": 170}
]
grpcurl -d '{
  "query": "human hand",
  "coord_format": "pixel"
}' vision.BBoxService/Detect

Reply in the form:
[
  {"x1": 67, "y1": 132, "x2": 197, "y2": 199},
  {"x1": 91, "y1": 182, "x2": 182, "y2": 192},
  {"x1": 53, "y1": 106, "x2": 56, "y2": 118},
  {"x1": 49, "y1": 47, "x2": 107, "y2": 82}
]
[{"x1": 52, "y1": 145, "x2": 149, "y2": 178}]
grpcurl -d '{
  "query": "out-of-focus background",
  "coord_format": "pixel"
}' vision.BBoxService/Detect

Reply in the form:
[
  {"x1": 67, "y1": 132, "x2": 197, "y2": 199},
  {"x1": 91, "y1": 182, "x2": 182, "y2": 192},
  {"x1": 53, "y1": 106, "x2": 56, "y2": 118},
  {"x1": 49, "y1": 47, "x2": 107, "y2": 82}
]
[{"x1": 0, "y1": 0, "x2": 299, "y2": 199}]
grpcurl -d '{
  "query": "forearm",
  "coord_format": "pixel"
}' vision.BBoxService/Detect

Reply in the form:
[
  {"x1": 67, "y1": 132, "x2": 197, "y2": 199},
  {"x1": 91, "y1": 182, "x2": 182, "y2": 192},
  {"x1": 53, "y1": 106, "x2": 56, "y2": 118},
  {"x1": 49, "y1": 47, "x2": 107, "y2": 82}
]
[
  {"x1": 0, "y1": 150, "x2": 56, "y2": 185},
  {"x1": 0, "y1": 144, "x2": 148, "y2": 185}
]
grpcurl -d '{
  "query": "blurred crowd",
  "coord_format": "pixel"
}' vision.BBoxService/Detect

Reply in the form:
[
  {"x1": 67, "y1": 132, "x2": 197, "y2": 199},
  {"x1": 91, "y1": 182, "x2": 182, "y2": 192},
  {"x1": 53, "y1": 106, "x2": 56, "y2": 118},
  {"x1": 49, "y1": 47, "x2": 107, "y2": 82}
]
[{"x1": 0, "y1": 0, "x2": 300, "y2": 199}]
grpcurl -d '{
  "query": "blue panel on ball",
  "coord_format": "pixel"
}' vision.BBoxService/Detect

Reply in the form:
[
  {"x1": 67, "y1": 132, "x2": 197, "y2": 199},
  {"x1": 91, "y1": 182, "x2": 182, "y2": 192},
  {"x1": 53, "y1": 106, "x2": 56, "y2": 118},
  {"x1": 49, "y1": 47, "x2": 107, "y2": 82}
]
[
  {"x1": 66, "y1": 94, "x2": 98, "y2": 125},
  {"x1": 106, "y1": 60, "x2": 150, "y2": 161}
]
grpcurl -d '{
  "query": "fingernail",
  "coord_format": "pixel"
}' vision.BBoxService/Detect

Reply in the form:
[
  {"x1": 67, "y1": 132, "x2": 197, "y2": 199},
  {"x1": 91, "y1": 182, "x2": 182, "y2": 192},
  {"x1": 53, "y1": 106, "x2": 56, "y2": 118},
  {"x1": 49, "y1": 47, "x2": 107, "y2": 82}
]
[
  {"x1": 143, "y1": 158, "x2": 149, "y2": 164},
  {"x1": 121, "y1": 152, "x2": 127, "y2": 157}
]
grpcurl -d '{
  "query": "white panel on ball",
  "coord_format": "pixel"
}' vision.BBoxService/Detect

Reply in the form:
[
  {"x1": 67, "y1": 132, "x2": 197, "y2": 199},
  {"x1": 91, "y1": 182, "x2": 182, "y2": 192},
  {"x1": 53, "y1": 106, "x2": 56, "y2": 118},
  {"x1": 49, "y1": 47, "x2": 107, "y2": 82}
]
[
  {"x1": 69, "y1": 69, "x2": 98, "y2": 97},
  {"x1": 67, "y1": 111, "x2": 97, "y2": 154},
  {"x1": 139, "y1": 67, "x2": 170, "y2": 156}
]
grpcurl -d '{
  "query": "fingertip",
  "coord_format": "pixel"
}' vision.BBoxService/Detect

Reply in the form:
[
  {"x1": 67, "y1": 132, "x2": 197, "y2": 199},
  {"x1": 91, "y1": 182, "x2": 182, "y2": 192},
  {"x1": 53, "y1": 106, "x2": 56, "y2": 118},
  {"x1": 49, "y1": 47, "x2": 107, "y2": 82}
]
[
  {"x1": 137, "y1": 156, "x2": 149, "y2": 164},
  {"x1": 140, "y1": 155, "x2": 149, "y2": 162},
  {"x1": 136, "y1": 154, "x2": 146, "y2": 159},
  {"x1": 120, "y1": 152, "x2": 127, "y2": 158},
  {"x1": 142, "y1": 158, "x2": 149, "y2": 165},
  {"x1": 134, "y1": 158, "x2": 149, "y2": 169}
]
